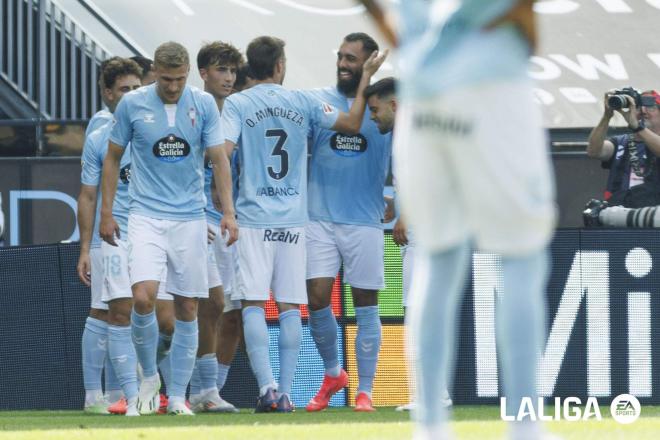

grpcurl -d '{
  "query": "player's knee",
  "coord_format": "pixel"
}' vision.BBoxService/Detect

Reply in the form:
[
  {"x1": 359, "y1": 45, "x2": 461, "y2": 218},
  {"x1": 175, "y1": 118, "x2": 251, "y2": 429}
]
[
  {"x1": 108, "y1": 304, "x2": 131, "y2": 326},
  {"x1": 89, "y1": 308, "x2": 108, "y2": 321},
  {"x1": 352, "y1": 288, "x2": 378, "y2": 307},
  {"x1": 220, "y1": 310, "x2": 241, "y2": 334},
  {"x1": 174, "y1": 297, "x2": 198, "y2": 321}
]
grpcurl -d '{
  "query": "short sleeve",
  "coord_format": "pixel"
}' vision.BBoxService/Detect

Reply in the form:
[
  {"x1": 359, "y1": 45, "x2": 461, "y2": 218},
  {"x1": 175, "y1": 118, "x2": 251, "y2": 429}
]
[
  {"x1": 297, "y1": 91, "x2": 339, "y2": 130},
  {"x1": 219, "y1": 97, "x2": 243, "y2": 144},
  {"x1": 80, "y1": 131, "x2": 104, "y2": 186},
  {"x1": 109, "y1": 97, "x2": 132, "y2": 148},
  {"x1": 202, "y1": 94, "x2": 223, "y2": 148}
]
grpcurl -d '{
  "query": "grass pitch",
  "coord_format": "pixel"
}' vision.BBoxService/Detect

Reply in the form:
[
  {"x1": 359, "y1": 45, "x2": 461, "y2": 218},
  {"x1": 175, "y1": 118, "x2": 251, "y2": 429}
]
[{"x1": 0, "y1": 406, "x2": 658, "y2": 440}]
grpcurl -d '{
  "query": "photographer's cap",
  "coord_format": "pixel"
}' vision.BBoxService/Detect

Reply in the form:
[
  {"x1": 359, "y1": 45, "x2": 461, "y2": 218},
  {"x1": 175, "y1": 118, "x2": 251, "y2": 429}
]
[{"x1": 641, "y1": 90, "x2": 660, "y2": 107}]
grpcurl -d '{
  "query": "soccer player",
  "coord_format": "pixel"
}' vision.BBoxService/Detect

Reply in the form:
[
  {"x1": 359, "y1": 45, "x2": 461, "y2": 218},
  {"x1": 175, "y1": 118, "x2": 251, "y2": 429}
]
[
  {"x1": 187, "y1": 41, "x2": 243, "y2": 413},
  {"x1": 303, "y1": 33, "x2": 392, "y2": 413},
  {"x1": 79, "y1": 58, "x2": 143, "y2": 416},
  {"x1": 370, "y1": 1, "x2": 557, "y2": 439},
  {"x1": 76, "y1": 56, "x2": 141, "y2": 414},
  {"x1": 100, "y1": 41, "x2": 238, "y2": 416},
  {"x1": 218, "y1": 35, "x2": 386, "y2": 413},
  {"x1": 84, "y1": 58, "x2": 115, "y2": 138},
  {"x1": 130, "y1": 56, "x2": 157, "y2": 86},
  {"x1": 364, "y1": 77, "x2": 452, "y2": 413}
]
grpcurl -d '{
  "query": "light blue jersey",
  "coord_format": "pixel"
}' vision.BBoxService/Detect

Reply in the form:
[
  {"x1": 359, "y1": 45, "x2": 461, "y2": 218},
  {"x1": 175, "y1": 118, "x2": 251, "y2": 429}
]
[
  {"x1": 204, "y1": 149, "x2": 240, "y2": 224},
  {"x1": 85, "y1": 109, "x2": 113, "y2": 138},
  {"x1": 399, "y1": 0, "x2": 530, "y2": 99},
  {"x1": 110, "y1": 84, "x2": 223, "y2": 220},
  {"x1": 80, "y1": 122, "x2": 132, "y2": 247},
  {"x1": 220, "y1": 83, "x2": 339, "y2": 228},
  {"x1": 304, "y1": 87, "x2": 391, "y2": 227}
]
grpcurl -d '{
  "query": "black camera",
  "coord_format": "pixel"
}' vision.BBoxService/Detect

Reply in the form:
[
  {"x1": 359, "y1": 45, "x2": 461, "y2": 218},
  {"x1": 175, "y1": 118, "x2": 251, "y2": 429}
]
[{"x1": 608, "y1": 87, "x2": 642, "y2": 110}]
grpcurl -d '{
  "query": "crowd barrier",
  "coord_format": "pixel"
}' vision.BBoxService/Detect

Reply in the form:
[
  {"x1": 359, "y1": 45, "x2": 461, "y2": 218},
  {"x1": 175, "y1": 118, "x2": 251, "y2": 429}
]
[{"x1": 1, "y1": 229, "x2": 659, "y2": 410}]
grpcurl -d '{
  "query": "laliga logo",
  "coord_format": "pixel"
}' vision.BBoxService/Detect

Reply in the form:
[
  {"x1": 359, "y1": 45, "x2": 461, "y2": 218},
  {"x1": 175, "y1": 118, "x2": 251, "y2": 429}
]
[{"x1": 501, "y1": 394, "x2": 640, "y2": 423}]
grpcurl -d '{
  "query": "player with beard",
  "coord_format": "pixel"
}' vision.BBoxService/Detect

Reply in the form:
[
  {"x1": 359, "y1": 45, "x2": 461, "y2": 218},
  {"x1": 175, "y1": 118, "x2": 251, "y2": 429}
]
[{"x1": 302, "y1": 33, "x2": 392, "y2": 413}]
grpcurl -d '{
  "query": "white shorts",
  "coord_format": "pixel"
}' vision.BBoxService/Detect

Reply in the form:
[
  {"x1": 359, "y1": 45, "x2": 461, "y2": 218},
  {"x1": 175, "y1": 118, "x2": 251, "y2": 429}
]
[
  {"x1": 128, "y1": 214, "x2": 209, "y2": 298},
  {"x1": 233, "y1": 226, "x2": 307, "y2": 304},
  {"x1": 208, "y1": 222, "x2": 241, "y2": 313},
  {"x1": 101, "y1": 239, "x2": 168, "y2": 303},
  {"x1": 393, "y1": 80, "x2": 556, "y2": 256},
  {"x1": 90, "y1": 247, "x2": 108, "y2": 311},
  {"x1": 400, "y1": 231, "x2": 415, "y2": 308},
  {"x1": 306, "y1": 221, "x2": 385, "y2": 290}
]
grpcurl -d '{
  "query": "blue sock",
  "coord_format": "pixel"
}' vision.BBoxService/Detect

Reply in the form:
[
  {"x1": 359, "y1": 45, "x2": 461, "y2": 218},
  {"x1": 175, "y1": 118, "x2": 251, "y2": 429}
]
[
  {"x1": 169, "y1": 319, "x2": 198, "y2": 398},
  {"x1": 217, "y1": 363, "x2": 230, "y2": 391},
  {"x1": 198, "y1": 353, "x2": 219, "y2": 391},
  {"x1": 131, "y1": 309, "x2": 159, "y2": 377},
  {"x1": 82, "y1": 317, "x2": 107, "y2": 392},
  {"x1": 159, "y1": 353, "x2": 172, "y2": 392},
  {"x1": 355, "y1": 306, "x2": 382, "y2": 395},
  {"x1": 104, "y1": 354, "x2": 121, "y2": 394},
  {"x1": 410, "y1": 242, "x2": 470, "y2": 428},
  {"x1": 498, "y1": 250, "x2": 548, "y2": 419},
  {"x1": 107, "y1": 325, "x2": 139, "y2": 400},
  {"x1": 242, "y1": 306, "x2": 275, "y2": 392},
  {"x1": 190, "y1": 359, "x2": 201, "y2": 395},
  {"x1": 278, "y1": 309, "x2": 302, "y2": 396},
  {"x1": 309, "y1": 306, "x2": 340, "y2": 375}
]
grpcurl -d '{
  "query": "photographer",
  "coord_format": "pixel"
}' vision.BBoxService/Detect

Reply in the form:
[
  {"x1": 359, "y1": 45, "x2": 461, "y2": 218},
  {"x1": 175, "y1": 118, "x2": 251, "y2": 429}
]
[{"x1": 587, "y1": 89, "x2": 660, "y2": 208}]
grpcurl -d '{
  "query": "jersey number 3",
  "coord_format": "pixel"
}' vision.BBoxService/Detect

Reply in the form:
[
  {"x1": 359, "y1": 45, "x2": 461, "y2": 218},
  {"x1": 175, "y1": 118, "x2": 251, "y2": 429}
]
[{"x1": 266, "y1": 128, "x2": 289, "y2": 180}]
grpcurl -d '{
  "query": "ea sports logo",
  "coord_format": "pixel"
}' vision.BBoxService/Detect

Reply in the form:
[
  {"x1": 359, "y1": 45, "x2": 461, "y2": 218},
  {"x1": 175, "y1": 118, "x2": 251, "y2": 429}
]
[{"x1": 610, "y1": 394, "x2": 641, "y2": 424}]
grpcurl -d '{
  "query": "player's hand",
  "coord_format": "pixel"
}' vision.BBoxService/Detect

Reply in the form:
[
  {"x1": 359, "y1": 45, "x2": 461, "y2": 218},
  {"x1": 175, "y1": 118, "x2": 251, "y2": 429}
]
[
  {"x1": 207, "y1": 225, "x2": 217, "y2": 244},
  {"x1": 100, "y1": 214, "x2": 120, "y2": 247},
  {"x1": 392, "y1": 218, "x2": 408, "y2": 246},
  {"x1": 383, "y1": 196, "x2": 395, "y2": 223},
  {"x1": 362, "y1": 49, "x2": 389, "y2": 78},
  {"x1": 220, "y1": 214, "x2": 239, "y2": 246},
  {"x1": 77, "y1": 252, "x2": 92, "y2": 287},
  {"x1": 604, "y1": 91, "x2": 616, "y2": 117}
]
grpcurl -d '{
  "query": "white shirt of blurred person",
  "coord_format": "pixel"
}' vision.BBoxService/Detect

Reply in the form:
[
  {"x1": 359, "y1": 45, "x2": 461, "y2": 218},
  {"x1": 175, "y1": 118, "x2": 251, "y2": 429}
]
[
  {"x1": 76, "y1": 57, "x2": 142, "y2": 413},
  {"x1": 186, "y1": 41, "x2": 243, "y2": 414},
  {"x1": 99, "y1": 41, "x2": 238, "y2": 416}
]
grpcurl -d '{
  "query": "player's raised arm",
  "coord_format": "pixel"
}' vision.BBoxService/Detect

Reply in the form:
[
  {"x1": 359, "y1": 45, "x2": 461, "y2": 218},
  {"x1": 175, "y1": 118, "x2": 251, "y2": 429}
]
[
  {"x1": 332, "y1": 49, "x2": 388, "y2": 134},
  {"x1": 207, "y1": 141, "x2": 238, "y2": 246},
  {"x1": 358, "y1": 0, "x2": 398, "y2": 47},
  {"x1": 485, "y1": 0, "x2": 537, "y2": 53},
  {"x1": 99, "y1": 142, "x2": 124, "y2": 246}
]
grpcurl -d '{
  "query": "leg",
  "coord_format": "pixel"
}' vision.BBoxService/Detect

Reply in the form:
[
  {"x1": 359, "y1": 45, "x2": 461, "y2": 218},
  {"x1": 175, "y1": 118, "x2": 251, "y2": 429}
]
[
  {"x1": 351, "y1": 287, "x2": 381, "y2": 411},
  {"x1": 107, "y1": 298, "x2": 139, "y2": 415},
  {"x1": 82, "y1": 308, "x2": 109, "y2": 413},
  {"x1": 409, "y1": 243, "x2": 470, "y2": 438},
  {"x1": 276, "y1": 301, "x2": 302, "y2": 412},
  {"x1": 156, "y1": 298, "x2": 175, "y2": 392},
  {"x1": 216, "y1": 309, "x2": 242, "y2": 390},
  {"x1": 167, "y1": 295, "x2": 199, "y2": 401},
  {"x1": 498, "y1": 249, "x2": 549, "y2": 440},
  {"x1": 307, "y1": 277, "x2": 342, "y2": 378}
]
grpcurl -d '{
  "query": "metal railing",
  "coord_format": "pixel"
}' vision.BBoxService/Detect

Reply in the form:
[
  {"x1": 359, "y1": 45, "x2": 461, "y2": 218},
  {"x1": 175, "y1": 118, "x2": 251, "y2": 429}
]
[{"x1": 0, "y1": 0, "x2": 115, "y2": 122}]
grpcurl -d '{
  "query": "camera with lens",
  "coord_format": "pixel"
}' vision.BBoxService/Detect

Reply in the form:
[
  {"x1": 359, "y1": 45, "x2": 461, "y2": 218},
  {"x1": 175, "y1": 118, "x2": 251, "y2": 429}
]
[{"x1": 608, "y1": 86, "x2": 642, "y2": 110}]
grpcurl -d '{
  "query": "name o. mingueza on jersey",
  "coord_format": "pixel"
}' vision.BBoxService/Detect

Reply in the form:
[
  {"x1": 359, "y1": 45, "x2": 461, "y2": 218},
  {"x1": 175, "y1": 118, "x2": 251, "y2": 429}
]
[
  {"x1": 245, "y1": 107, "x2": 304, "y2": 128},
  {"x1": 256, "y1": 186, "x2": 300, "y2": 197},
  {"x1": 263, "y1": 229, "x2": 300, "y2": 244}
]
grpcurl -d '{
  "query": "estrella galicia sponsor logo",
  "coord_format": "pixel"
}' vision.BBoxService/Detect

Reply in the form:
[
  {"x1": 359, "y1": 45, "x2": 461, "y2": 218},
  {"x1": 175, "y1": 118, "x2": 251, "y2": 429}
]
[
  {"x1": 263, "y1": 229, "x2": 300, "y2": 244},
  {"x1": 330, "y1": 133, "x2": 368, "y2": 157},
  {"x1": 119, "y1": 164, "x2": 131, "y2": 184},
  {"x1": 413, "y1": 113, "x2": 473, "y2": 136},
  {"x1": 256, "y1": 186, "x2": 299, "y2": 197},
  {"x1": 610, "y1": 394, "x2": 641, "y2": 424},
  {"x1": 152, "y1": 134, "x2": 190, "y2": 162}
]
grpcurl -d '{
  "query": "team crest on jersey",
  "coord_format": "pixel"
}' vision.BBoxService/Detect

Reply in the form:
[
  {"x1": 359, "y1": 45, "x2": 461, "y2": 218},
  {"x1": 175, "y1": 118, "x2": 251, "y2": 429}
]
[
  {"x1": 330, "y1": 133, "x2": 368, "y2": 157},
  {"x1": 153, "y1": 134, "x2": 191, "y2": 163},
  {"x1": 119, "y1": 163, "x2": 131, "y2": 184},
  {"x1": 143, "y1": 113, "x2": 155, "y2": 123}
]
